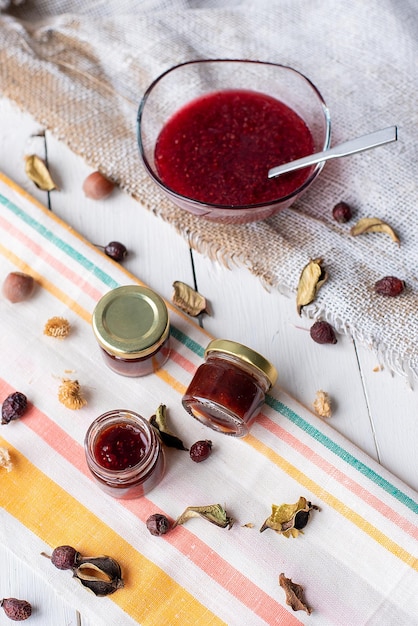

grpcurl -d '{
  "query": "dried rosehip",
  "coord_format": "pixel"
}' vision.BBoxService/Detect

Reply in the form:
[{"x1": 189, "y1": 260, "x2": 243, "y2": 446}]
[
  {"x1": 1, "y1": 392, "x2": 28, "y2": 425},
  {"x1": 309, "y1": 321, "x2": 337, "y2": 345},
  {"x1": 104, "y1": 241, "x2": 127, "y2": 262},
  {"x1": 146, "y1": 513, "x2": 171, "y2": 536},
  {"x1": 374, "y1": 276, "x2": 405, "y2": 297},
  {"x1": 189, "y1": 440, "x2": 213, "y2": 463},
  {"x1": 1, "y1": 598, "x2": 32, "y2": 621},
  {"x1": 51, "y1": 544, "x2": 79, "y2": 570},
  {"x1": 332, "y1": 201, "x2": 352, "y2": 223}
]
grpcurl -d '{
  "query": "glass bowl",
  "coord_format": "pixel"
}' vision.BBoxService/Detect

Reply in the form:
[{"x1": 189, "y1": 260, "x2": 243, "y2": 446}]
[{"x1": 137, "y1": 59, "x2": 331, "y2": 224}]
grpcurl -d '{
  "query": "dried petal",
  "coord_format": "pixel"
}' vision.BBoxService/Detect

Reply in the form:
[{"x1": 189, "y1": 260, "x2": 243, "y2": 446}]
[
  {"x1": 279, "y1": 573, "x2": 312, "y2": 614},
  {"x1": 174, "y1": 504, "x2": 234, "y2": 529},
  {"x1": 296, "y1": 258, "x2": 328, "y2": 315},
  {"x1": 73, "y1": 556, "x2": 124, "y2": 596},
  {"x1": 25, "y1": 154, "x2": 58, "y2": 191},
  {"x1": 150, "y1": 404, "x2": 188, "y2": 450},
  {"x1": 44, "y1": 316, "x2": 71, "y2": 339},
  {"x1": 350, "y1": 217, "x2": 400, "y2": 245},
  {"x1": 313, "y1": 390, "x2": 332, "y2": 418},
  {"x1": 260, "y1": 497, "x2": 319, "y2": 538},
  {"x1": 0, "y1": 446, "x2": 12, "y2": 472},
  {"x1": 172, "y1": 281, "x2": 208, "y2": 317},
  {"x1": 58, "y1": 379, "x2": 86, "y2": 410}
]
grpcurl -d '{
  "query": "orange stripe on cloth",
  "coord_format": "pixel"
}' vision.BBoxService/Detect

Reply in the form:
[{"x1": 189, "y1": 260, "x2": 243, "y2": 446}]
[
  {"x1": 245, "y1": 434, "x2": 418, "y2": 572},
  {"x1": 0, "y1": 436, "x2": 226, "y2": 626}
]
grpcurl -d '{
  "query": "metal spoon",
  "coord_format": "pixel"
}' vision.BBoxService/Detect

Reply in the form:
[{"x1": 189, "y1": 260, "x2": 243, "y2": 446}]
[{"x1": 268, "y1": 126, "x2": 398, "y2": 178}]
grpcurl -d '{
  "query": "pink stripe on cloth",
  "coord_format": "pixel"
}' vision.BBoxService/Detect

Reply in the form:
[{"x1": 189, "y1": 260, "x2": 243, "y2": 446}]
[{"x1": 258, "y1": 413, "x2": 418, "y2": 541}]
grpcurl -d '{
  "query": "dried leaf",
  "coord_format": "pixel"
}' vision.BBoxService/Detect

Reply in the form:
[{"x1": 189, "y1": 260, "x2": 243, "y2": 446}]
[
  {"x1": 25, "y1": 154, "x2": 59, "y2": 191},
  {"x1": 44, "y1": 317, "x2": 71, "y2": 339},
  {"x1": 58, "y1": 379, "x2": 86, "y2": 410},
  {"x1": 150, "y1": 404, "x2": 188, "y2": 450},
  {"x1": 296, "y1": 258, "x2": 328, "y2": 315},
  {"x1": 174, "y1": 504, "x2": 234, "y2": 529},
  {"x1": 350, "y1": 217, "x2": 400, "y2": 245},
  {"x1": 279, "y1": 573, "x2": 312, "y2": 614},
  {"x1": 313, "y1": 390, "x2": 332, "y2": 418},
  {"x1": 73, "y1": 555, "x2": 124, "y2": 597},
  {"x1": 0, "y1": 446, "x2": 12, "y2": 472},
  {"x1": 260, "y1": 497, "x2": 319, "y2": 538},
  {"x1": 172, "y1": 281, "x2": 208, "y2": 317}
]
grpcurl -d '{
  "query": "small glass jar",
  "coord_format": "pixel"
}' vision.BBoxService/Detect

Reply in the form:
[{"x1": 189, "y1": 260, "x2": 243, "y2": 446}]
[
  {"x1": 92, "y1": 285, "x2": 170, "y2": 377},
  {"x1": 182, "y1": 339, "x2": 278, "y2": 437},
  {"x1": 84, "y1": 409, "x2": 165, "y2": 499}
]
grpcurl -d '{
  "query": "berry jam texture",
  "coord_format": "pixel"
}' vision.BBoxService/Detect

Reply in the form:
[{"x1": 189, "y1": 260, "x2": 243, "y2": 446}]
[
  {"x1": 100, "y1": 340, "x2": 170, "y2": 377},
  {"x1": 94, "y1": 423, "x2": 147, "y2": 471},
  {"x1": 155, "y1": 89, "x2": 314, "y2": 206}
]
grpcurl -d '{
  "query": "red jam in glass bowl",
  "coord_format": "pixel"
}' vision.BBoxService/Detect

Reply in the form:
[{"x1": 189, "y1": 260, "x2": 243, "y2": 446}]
[
  {"x1": 84, "y1": 410, "x2": 165, "y2": 499},
  {"x1": 92, "y1": 285, "x2": 171, "y2": 377},
  {"x1": 155, "y1": 89, "x2": 314, "y2": 207},
  {"x1": 182, "y1": 339, "x2": 278, "y2": 437}
]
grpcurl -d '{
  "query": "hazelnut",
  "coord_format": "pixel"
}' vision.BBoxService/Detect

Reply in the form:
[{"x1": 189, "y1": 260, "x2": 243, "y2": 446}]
[
  {"x1": 82, "y1": 171, "x2": 115, "y2": 200},
  {"x1": 2, "y1": 272, "x2": 35, "y2": 303}
]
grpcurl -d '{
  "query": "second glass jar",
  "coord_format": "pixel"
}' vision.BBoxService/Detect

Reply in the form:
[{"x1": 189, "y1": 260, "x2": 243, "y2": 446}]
[{"x1": 182, "y1": 339, "x2": 278, "y2": 437}]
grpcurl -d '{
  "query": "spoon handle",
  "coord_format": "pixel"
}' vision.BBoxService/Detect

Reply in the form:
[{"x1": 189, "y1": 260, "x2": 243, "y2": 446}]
[{"x1": 268, "y1": 126, "x2": 398, "y2": 178}]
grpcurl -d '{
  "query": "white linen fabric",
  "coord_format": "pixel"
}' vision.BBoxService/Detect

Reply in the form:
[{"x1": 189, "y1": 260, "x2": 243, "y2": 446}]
[{"x1": 1, "y1": 0, "x2": 418, "y2": 380}]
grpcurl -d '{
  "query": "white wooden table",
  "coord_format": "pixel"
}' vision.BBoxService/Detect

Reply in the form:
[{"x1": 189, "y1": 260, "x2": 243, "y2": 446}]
[{"x1": 1, "y1": 96, "x2": 417, "y2": 625}]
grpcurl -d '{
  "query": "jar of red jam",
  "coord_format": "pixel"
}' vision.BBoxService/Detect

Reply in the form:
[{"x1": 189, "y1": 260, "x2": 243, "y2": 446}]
[
  {"x1": 182, "y1": 339, "x2": 278, "y2": 437},
  {"x1": 84, "y1": 409, "x2": 165, "y2": 499},
  {"x1": 92, "y1": 285, "x2": 170, "y2": 377}
]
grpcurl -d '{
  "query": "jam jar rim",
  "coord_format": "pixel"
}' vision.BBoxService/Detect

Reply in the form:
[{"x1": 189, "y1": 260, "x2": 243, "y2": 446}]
[
  {"x1": 92, "y1": 285, "x2": 170, "y2": 359},
  {"x1": 84, "y1": 409, "x2": 161, "y2": 482},
  {"x1": 204, "y1": 339, "x2": 278, "y2": 387}
]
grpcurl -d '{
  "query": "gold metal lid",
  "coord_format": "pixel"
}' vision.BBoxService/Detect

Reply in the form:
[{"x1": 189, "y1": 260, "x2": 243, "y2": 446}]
[
  {"x1": 92, "y1": 285, "x2": 170, "y2": 359},
  {"x1": 205, "y1": 339, "x2": 278, "y2": 387}
]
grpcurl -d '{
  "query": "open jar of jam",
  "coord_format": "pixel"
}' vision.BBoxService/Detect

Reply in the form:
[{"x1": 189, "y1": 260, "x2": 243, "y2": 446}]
[
  {"x1": 182, "y1": 339, "x2": 278, "y2": 437},
  {"x1": 92, "y1": 285, "x2": 170, "y2": 377},
  {"x1": 84, "y1": 409, "x2": 165, "y2": 499}
]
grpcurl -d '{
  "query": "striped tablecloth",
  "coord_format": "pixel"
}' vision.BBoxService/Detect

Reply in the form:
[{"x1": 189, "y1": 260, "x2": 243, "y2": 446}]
[{"x1": 0, "y1": 172, "x2": 417, "y2": 625}]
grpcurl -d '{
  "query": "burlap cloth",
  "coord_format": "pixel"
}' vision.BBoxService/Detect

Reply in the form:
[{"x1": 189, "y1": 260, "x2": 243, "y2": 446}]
[{"x1": 1, "y1": 0, "x2": 418, "y2": 380}]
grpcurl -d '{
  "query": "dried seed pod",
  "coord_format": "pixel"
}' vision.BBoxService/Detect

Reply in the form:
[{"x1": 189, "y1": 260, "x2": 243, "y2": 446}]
[
  {"x1": 309, "y1": 320, "x2": 337, "y2": 344},
  {"x1": 296, "y1": 258, "x2": 328, "y2": 316},
  {"x1": 44, "y1": 317, "x2": 71, "y2": 339},
  {"x1": 0, "y1": 446, "x2": 12, "y2": 472},
  {"x1": 82, "y1": 171, "x2": 115, "y2": 200},
  {"x1": 73, "y1": 556, "x2": 124, "y2": 597},
  {"x1": 146, "y1": 513, "x2": 171, "y2": 536},
  {"x1": 1, "y1": 392, "x2": 28, "y2": 424},
  {"x1": 313, "y1": 390, "x2": 332, "y2": 418},
  {"x1": 172, "y1": 281, "x2": 208, "y2": 317},
  {"x1": 350, "y1": 217, "x2": 400, "y2": 244},
  {"x1": 2, "y1": 272, "x2": 35, "y2": 303},
  {"x1": 374, "y1": 276, "x2": 405, "y2": 297},
  {"x1": 260, "y1": 496, "x2": 320, "y2": 538},
  {"x1": 279, "y1": 574, "x2": 312, "y2": 614},
  {"x1": 150, "y1": 404, "x2": 188, "y2": 450},
  {"x1": 25, "y1": 154, "x2": 58, "y2": 191},
  {"x1": 174, "y1": 504, "x2": 234, "y2": 529},
  {"x1": 1, "y1": 598, "x2": 32, "y2": 621},
  {"x1": 332, "y1": 201, "x2": 352, "y2": 223},
  {"x1": 58, "y1": 379, "x2": 86, "y2": 410}
]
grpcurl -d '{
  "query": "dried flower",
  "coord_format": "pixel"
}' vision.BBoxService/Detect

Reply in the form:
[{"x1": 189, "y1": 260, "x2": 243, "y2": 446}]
[
  {"x1": 25, "y1": 154, "x2": 58, "y2": 191},
  {"x1": 296, "y1": 258, "x2": 328, "y2": 315},
  {"x1": 0, "y1": 446, "x2": 12, "y2": 472},
  {"x1": 313, "y1": 390, "x2": 332, "y2": 418},
  {"x1": 172, "y1": 281, "x2": 208, "y2": 317},
  {"x1": 279, "y1": 573, "x2": 312, "y2": 614},
  {"x1": 350, "y1": 217, "x2": 400, "y2": 245},
  {"x1": 174, "y1": 504, "x2": 234, "y2": 530},
  {"x1": 44, "y1": 316, "x2": 71, "y2": 339},
  {"x1": 260, "y1": 496, "x2": 320, "y2": 538},
  {"x1": 58, "y1": 379, "x2": 86, "y2": 410},
  {"x1": 150, "y1": 404, "x2": 188, "y2": 450}
]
